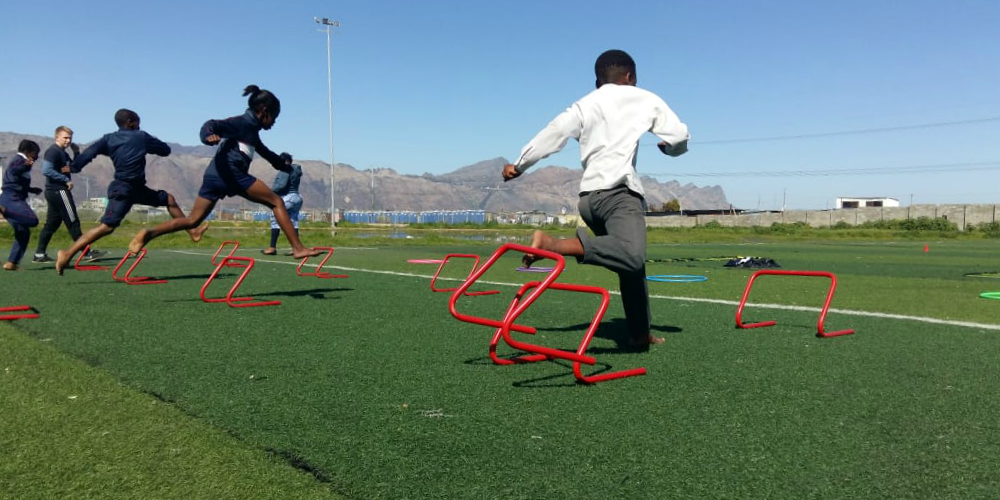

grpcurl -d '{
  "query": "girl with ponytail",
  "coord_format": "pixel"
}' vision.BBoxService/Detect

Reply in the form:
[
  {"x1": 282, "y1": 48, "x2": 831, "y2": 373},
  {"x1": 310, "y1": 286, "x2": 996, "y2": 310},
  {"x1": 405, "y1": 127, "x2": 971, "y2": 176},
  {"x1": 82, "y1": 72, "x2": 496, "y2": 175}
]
[{"x1": 129, "y1": 85, "x2": 321, "y2": 259}]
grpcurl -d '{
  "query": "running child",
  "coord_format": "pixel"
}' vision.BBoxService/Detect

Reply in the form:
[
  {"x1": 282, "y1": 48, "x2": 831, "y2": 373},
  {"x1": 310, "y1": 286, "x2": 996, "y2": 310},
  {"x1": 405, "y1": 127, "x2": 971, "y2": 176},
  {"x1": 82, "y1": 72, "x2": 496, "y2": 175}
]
[
  {"x1": 1, "y1": 140, "x2": 43, "y2": 271},
  {"x1": 55, "y1": 109, "x2": 208, "y2": 274},
  {"x1": 261, "y1": 152, "x2": 303, "y2": 255},
  {"x1": 129, "y1": 85, "x2": 321, "y2": 259},
  {"x1": 501, "y1": 49, "x2": 690, "y2": 350}
]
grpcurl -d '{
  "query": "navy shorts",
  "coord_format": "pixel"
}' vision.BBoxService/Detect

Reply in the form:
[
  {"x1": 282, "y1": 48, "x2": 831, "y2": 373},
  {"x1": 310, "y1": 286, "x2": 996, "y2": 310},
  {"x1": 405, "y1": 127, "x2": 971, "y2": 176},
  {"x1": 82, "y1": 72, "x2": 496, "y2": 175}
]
[
  {"x1": 197, "y1": 165, "x2": 257, "y2": 202},
  {"x1": 101, "y1": 180, "x2": 170, "y2": 228}
]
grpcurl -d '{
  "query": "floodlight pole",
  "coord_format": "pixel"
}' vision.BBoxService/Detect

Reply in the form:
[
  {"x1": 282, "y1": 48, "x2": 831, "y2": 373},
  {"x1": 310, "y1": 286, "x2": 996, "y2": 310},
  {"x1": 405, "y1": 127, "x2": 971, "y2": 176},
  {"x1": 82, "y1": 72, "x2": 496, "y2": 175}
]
[{"x1": 315, "y1": 16, "x2": 340, "y2": 227}]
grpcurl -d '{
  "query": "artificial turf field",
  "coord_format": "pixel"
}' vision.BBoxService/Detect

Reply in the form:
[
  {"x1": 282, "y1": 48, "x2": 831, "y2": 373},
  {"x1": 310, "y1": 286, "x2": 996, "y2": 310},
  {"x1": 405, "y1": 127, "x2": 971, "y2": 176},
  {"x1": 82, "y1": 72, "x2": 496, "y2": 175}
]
[{"x1": 3, "y1": 239, "x2": 1000, "y2": 499}]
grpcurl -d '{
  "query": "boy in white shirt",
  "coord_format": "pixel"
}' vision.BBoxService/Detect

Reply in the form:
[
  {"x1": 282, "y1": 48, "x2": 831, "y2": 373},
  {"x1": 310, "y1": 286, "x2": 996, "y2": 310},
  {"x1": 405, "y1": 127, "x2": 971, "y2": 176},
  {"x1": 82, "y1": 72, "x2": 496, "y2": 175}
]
[{"x1": 502, "y1": 49, "x2": 690, "y2": 350}]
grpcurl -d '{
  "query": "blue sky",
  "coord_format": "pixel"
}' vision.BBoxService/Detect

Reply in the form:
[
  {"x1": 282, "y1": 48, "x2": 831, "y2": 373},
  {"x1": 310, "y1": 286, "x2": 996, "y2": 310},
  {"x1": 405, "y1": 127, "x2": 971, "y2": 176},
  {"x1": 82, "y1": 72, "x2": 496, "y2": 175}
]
[{"x1": 2, "y1": 0, "x2": 998, "y2": 210}]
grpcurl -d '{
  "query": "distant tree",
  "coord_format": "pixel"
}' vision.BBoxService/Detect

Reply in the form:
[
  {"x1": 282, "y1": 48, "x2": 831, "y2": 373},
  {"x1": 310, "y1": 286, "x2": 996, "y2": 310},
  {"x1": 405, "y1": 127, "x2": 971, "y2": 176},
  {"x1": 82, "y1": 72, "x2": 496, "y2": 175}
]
[{"x1": 662, "y1": 199, "x2": 681, "y2": 212}]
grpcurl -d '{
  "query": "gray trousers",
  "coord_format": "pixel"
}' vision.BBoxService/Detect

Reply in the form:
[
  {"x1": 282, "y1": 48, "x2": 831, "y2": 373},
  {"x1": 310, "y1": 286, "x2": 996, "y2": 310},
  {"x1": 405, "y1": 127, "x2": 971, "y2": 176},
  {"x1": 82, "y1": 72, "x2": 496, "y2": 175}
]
[{"x1": 576, "y1": 185, "x2": 650, "y2": 339}]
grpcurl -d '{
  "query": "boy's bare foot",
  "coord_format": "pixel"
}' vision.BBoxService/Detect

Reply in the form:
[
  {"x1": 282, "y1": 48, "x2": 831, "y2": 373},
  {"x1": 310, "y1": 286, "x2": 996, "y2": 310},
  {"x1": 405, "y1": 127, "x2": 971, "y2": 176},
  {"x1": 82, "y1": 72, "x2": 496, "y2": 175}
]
[
  {"x1": 129, "y1": 229, "x2": 149, "y2": 254},
  {"x1": 291, "y1": 247, "x2": 323, "y2": 259},
  {"x1": 55, "y1": 250, "x2": 70, "y2": 276},
  {"x1": 626, "y1": 334, "x2": 665, "y2": 351},
  {"x1": 189, "y1": 223, "x2": 210, "y2": 243},
  {"x1": 522, "y1": 230, "x2": 553, "y2": 268}
]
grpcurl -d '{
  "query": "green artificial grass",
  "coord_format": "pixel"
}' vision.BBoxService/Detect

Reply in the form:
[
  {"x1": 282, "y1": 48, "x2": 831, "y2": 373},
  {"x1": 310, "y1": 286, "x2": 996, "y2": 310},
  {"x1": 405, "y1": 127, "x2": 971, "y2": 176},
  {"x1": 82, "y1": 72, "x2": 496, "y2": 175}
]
[
  {"x1": 2, "y1": 238, "x2": 1000, "y2": 499},
  {"x1": 0, "y1": 322, "x2": 347, "y2": 500}
]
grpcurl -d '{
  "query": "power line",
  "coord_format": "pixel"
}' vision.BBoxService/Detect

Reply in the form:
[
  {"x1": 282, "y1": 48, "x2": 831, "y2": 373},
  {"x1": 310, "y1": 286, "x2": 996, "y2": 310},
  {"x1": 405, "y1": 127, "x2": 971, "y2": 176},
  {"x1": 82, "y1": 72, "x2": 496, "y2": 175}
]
[
  {"x1": 646, "y1": 116, "x2": 1000, "y2": 146},
  {"x1": 651, "y1": 161, "x2": 1000, "y2": 178}
]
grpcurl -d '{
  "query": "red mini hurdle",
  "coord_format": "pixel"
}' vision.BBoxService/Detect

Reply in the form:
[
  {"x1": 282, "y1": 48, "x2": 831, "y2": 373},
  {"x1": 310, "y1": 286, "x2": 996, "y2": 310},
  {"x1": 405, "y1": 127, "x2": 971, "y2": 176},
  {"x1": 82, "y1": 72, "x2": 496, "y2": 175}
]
[
  {"x1": 74, "y1": 244, "x2": 110, "y2": 271},
  {"x1": 112, "y1": 249, "x2": 167, "y2": 285},
  {"x1": 735, "y1": 269, "x2": 855, "y2": 338},
  {"x1": 0, "y1": 305, "x2": 39, "y2": 321},
  {"x1": 200, "y1": 256, "x2": 281, "y2": 308},
  {"x1": 210, "y1": 240, "x2": 242, "y2": 267},
  {"x1": 449, "y1": 243, "x2": 646, "y2": 384},
  {"x1": 296, "y1": 246, "x2": 348, "y2": 279},
  {"x1": 430, "y1": 254, "x2": 499, "y2": 296}
]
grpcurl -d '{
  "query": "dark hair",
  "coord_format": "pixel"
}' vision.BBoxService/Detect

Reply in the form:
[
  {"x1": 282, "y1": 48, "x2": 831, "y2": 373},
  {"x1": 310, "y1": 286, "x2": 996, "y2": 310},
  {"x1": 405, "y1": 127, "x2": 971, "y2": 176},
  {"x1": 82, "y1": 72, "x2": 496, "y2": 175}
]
[
  {"x1": 595, "y1": 49, "x2": 636, "y2": 88},
  {"x1": 279, "y1": 152, "x2": 293, "y2": 164},
  {"x1": 17, "y1": 139, "x2": 40, "y2": 155},
  {"x1": 114, "y1": 108, "x2": 140, "y2": 128},
  {"x1": 243, "y1": 84, "x2": 281, "y2": 117}
]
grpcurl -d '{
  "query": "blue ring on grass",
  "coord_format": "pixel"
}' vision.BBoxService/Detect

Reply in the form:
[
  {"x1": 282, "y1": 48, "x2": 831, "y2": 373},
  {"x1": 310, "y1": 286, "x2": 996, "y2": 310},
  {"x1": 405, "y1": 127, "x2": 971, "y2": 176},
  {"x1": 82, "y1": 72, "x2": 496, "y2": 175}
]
[
  {"x1": 979, "y1": 291, "x2": 1000, "y2": 300},
  {"x1": 516, "y1": 266, "x2": 555, "y2": 273},
  {"x1": 646, "y1": 274, "x2": 707, "y2": 283}
]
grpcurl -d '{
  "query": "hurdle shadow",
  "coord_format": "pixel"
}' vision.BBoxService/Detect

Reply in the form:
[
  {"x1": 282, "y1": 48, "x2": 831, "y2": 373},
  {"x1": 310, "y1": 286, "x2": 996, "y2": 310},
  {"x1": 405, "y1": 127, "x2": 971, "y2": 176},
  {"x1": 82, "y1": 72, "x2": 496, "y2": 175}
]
[
  {"x1": 510, "y1": 358, "x2": 622, "y2": 388},
  {"x1": 257, "y1": 287, "x2": 353, "y2": 298},
  {"x1": 162, "y1": 287, "x2": 351, "y2": 303}
]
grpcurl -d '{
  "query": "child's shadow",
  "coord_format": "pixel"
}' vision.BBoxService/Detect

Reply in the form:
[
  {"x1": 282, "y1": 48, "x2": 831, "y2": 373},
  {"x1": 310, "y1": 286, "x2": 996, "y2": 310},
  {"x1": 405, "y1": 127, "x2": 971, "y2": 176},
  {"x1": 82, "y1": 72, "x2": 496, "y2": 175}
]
[
  {"x1": 540, "y1": 318, "x2": 681, "y2": 354},
  {"x1": 600, "y1": 319, "x2": 681, "y2": 353}
]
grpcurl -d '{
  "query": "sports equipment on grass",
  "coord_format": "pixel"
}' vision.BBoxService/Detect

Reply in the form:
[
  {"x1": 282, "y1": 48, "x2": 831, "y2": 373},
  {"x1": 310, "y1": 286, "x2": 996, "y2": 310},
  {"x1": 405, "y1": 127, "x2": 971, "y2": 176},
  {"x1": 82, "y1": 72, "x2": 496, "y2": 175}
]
[
  {"x1": 112, "y1": 249, "x2": 167, "y2": 285},
  {"x1": 0, "y1": 305, "x2": 39, "y2": 320},
  {"x1": 74, "y1": 245, "x2": 110, "y2": 271},
  {"x1": 647, "y1": 274, "x2": 707, "y2": 282},
  {"x1": 200, "y1": 256, "x2": 280, "y2": 308},
  {"x1": 296, "y1": 247, "x2": 347, "y2": 279},
  {"x1": 516, "y1": 266, "x2": 554, "y2": 273},
  {"x1": 210, "y1": 241, "x2": 242, "y2": 267},
  {"x1": 736, "y1": 269, "x2": 854, "y2": 338},
  {"x1": 979, "y1": 291, "x2": 1000, "y2": 300},
  {"x1": 449, "y1": 243, "x2": 646, "y2": 384},
  {"x1": 430, "y1": 254, "x2": 499, "y2": 296}
]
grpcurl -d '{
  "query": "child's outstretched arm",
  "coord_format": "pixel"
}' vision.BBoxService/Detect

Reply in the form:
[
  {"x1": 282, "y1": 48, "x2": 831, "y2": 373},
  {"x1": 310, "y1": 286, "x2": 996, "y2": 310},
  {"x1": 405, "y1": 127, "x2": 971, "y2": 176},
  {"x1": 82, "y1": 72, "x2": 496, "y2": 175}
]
[
  {"x1": 503, "y1": 106, "x2": 583, "y2": 182},
  {"x1": 70, "y1": 136, "x2": 109, "y2": 173},
  {"x1": 256, "y1": 142, "x2": 292, "y2": 173}
]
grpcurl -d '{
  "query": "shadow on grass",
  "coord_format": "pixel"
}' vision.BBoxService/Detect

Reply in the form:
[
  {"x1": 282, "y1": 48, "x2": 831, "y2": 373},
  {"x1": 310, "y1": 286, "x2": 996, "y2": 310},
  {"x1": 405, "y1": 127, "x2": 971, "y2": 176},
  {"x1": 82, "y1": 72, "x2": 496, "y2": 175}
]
[
  {"x1": 460, "y1": 318, "x2": 675, "y2": 387},
  {"x1": 161, "y1": 287, "x2": 352, "y2": 303},
  {"x1": 58, "y1": 273, "x2": 213, "y2": 285}
]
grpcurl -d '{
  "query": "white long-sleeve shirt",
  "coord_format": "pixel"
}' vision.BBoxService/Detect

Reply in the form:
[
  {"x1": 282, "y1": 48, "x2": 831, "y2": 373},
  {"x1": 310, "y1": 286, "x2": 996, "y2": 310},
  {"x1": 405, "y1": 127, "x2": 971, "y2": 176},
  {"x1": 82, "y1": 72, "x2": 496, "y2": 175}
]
[{"x1": 513, "y1": 83, "x2": 689, "y2": 196}]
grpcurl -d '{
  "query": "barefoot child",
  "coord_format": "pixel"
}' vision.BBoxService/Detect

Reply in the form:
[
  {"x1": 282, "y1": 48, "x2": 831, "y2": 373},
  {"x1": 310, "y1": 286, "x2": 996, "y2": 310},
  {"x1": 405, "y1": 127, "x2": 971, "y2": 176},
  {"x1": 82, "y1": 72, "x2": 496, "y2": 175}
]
[
  {"x1": 1, "y1": 140, "x2": 43, "y2": 271},
  {"x1": 55, "y1": 109, "x2": 207, "y2": 274},
  {"x1": 501, "y1": 49, "x2": 690, "y2": 350},
  {"x1": 130, "y1": 85, "x2": 320, "y2": 260}
]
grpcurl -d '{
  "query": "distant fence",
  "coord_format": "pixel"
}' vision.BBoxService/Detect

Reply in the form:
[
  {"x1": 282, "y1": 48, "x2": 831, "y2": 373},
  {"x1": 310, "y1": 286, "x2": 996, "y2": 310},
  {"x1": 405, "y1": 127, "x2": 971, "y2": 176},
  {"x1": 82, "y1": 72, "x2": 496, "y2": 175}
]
[
  {"x1": 645, "y1": 204, "x2": 1000, "y2": 231},
  {"x1": 342, "y1": 210, "x2": 487, "y2": 225}
]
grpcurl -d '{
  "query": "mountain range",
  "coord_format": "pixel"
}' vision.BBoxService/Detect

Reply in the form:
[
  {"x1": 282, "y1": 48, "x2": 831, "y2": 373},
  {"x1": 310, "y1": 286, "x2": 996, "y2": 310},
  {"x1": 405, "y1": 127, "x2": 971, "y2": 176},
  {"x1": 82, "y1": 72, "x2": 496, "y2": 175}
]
[{"x1": 0, "y1": 131, "x2": 728, "y2": 213}]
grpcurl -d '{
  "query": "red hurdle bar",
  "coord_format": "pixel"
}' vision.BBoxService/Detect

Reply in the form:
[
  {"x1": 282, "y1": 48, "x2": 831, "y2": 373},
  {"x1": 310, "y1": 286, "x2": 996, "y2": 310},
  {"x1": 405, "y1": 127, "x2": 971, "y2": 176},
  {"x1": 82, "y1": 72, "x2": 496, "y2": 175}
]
[
  {"x1": 735, "y1": 269, "x2": 855, "y2": 338},
  {"x1": 296, "y1": 246, "x2": 347, "y2": 279},
  {"x1": 0, "y1": 305, "x2": 39, "y2": 321},
  {"x1": 497, "y1": 281, "x2": 647, "y2": 383},
  {"x1": 112, "y1": 249, "x2": 167, "y2": 285},
  {"x1": 210, "y1": 240, "x2": 242, "y2": 267},
  {"x1": 200, "y1": 256, "x2": 281, "y2": 308},
  {"x1": 73, "y1": 244, "x2": 110, "y2": 271},
  {"x1": 431, "y1": 254, "x2": 499, "y2": 296},
  {"x1": 450, "y1": 243, "x2": 646, "y2": 384}
]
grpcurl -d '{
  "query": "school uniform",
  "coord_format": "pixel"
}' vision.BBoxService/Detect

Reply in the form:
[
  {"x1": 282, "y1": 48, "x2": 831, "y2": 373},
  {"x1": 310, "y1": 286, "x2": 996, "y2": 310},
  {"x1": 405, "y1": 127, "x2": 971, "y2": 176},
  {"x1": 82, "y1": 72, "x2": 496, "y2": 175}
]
[
  {"x1": 512, "y1": 83, "x2": 690, "y2": 339},
  {"x1": 71, "y1": 129, "x2": 172, "y2": 227},
  {"x1": 197, "y1": 110, "x2": 290, "y2": 201},
  {"x1": 1, "y1": 154, "x2": 41, "y2": 265}
]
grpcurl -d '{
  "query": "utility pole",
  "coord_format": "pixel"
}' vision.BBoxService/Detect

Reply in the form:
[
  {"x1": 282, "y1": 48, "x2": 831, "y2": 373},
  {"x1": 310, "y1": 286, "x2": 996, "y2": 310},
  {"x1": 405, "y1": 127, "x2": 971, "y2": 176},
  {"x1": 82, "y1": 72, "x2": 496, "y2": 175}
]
[{"x1": 314, "y1": 16, "x2": 340, "y2": 227}]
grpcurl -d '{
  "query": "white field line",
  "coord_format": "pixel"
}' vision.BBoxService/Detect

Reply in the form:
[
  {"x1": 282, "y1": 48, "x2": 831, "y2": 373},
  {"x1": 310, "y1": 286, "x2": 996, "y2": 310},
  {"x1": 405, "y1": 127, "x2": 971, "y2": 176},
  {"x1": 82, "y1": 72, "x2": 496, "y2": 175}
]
[{"x1": 167, "y1": 249, "x2": 1000, "y2": 332}]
